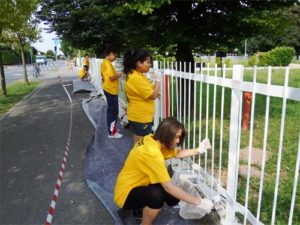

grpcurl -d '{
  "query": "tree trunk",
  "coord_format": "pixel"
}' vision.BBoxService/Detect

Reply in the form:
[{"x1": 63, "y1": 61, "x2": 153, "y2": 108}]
[
  {"x1": 173, "y1": 2, "x2": 196, "y2": 120},
  {"x1": 18, "y1": 35, "x2": 29, "y2": 84},
  {"x1": 175, "y1": 42, "x2": 195, "y2": 120},
  {"x1": 0, "y1": 46, "x2": 7, "y2": 96}
]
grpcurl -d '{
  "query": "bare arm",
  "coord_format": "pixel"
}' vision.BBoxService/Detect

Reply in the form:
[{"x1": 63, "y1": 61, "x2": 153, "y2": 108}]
[
  {"x1": 161, "y1": 181, "x2": 202, "y2": 205},
  {"x1": 109, "y1": 72, "x2": 122, "y2": 81},
  {"x1": 148, "y1": 80, "x2": 160, "y2": 100},
  {"x1": 175, "y1": 149, "x2": 199, "y2": 158}
]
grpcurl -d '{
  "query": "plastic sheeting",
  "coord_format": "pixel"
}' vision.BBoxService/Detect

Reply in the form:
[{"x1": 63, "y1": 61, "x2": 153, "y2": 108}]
[
  {"x1": 72, "y1": 80, "x2": 95, "y2": 94},
  {"x1": 82, "y1": 97, "x2": 220, "y2": 225}
]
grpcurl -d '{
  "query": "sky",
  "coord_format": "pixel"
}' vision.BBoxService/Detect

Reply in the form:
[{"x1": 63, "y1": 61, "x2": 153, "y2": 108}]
[{"x1": 32, "y1": 23, "x2": 63, "y2": 55}]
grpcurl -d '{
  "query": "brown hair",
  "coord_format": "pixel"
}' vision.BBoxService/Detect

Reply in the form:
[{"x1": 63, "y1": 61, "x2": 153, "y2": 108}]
[{"x1": 153, "y1": 117, "x2": 185, "y2": 149}]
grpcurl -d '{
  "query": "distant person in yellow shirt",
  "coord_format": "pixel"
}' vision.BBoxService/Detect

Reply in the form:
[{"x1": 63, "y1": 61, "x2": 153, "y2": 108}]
[
  {"x1": 101, "y1": 45, "x2": 123, "y2": 138},
  {"x1": 79, "y1": 65, "x2": 90, "y2": 81},
  {"x1": 123, "y1": 49, "x2": 160, "y2": 144},
  {"x1": 83, "y1": 53, "x2": 90, "y2": 70},
  {"x1": 114, "y1": 117, "x2": 213, "y2": 225}
]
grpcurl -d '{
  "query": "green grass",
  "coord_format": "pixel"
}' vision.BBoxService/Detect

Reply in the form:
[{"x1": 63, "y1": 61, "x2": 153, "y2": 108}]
[
  {"x1": 167, "y1": 68, "x2": 300, "y2": 224},
  {"x1": 0, "y1": 81, "x2": 42, "y2": 116}
]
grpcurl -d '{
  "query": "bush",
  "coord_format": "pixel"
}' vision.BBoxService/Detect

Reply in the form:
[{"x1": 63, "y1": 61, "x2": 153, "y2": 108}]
[
  {"x1": 248, "y1": 54, "x2": 258, "y2": 66},
  {"x1": 267, "y1": 46, "x2": 295, "y2": 66},
  {"x1": 257, "y1": 52, "x2": 271, "y2": 66},
  {"x1": 224, "y1": 58, "x2": 232, "y2": 67},
  {"x1": 215, "y1": 57, "x2": 222, "y2": 67},
  {"x1": 251, "y1": 47, "x2": 295, "y2": 67}
]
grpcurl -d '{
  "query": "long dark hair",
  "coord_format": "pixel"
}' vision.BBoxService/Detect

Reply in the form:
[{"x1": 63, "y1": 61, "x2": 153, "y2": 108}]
[
  {"x1": 153, "y1": 117, "x2": 185, "y2": 149},
  {"x1": 123, "y1": 49, "x2": 151, "y2": 75}
]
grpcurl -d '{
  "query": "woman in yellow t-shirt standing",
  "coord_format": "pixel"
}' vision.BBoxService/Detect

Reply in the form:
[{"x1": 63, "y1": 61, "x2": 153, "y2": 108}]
[
  {"x1": 101, "y1": 46, "x2": 123, "y2": 138},
  {"x1": 123, "y1": 49, "x2": 160, "y2": 144},
  {"x1": 114, "y1": 117, "x2": 213, "y2": 225}
]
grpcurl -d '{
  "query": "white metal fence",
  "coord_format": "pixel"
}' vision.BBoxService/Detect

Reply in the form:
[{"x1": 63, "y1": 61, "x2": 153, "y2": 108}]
[{"x1": 88, "y1": 58, "x2": 300, "y2": 225}]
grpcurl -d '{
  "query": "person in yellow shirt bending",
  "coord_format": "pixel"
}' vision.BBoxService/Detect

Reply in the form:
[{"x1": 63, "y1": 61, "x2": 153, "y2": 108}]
[
  {"x1": 114, "y1": 117, "x2": 213, "y2": 225},
  {"x1": 83, "y1": 53, "x2": 90, "y2": 71},
  {"x1": 79, "y1": 65, "x2": 90, "y2": 81},
  {"x1": 101, "y1": 45, "x2": 123, "y2": 138},
  {"x1": 124, "y1": 49, "x2": 160, "y2": 144}
]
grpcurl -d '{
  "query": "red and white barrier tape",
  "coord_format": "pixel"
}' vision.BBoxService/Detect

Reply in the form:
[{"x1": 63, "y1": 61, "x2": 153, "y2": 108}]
[{"x1": 45, "y1": 78, "x2": 73, "y2": 225}]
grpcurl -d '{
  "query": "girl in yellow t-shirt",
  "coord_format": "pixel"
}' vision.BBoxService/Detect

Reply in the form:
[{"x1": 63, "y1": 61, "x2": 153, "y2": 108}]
[
  {"x1": 114, "y1": 117, "x2": 214, "y2": 225},
  {"x1": 101, "y1": 46, "x2": 123, "y2": 138},
  {"x1": 123, "y1": 49, "x2": 160, "y2": 144},
  {"x1": 79, "y1": 65, "x2": 90, "y2": 81}
]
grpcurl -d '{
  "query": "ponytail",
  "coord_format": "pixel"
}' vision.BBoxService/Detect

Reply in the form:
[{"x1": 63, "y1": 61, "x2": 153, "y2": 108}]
[{"x1": 123, "y1": 49, "x2": 151, "y2": 76}]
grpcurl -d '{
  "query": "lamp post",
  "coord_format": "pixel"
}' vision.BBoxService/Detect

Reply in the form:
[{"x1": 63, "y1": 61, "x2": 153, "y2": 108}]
[{"x1": 244, "y1": 39, "x2": 247, "y2": 59}]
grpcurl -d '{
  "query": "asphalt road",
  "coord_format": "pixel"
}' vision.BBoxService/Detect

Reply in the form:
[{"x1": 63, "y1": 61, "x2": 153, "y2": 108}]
[
  {"x1": 0, "y1": 68, "x2": 114, "y2": 225},
  {"x1": 3, "y1": 64, "x2": 34, "y2": 85},
  {"x1": 3, "y1": 61, "x2": 65, "y2": 85}
]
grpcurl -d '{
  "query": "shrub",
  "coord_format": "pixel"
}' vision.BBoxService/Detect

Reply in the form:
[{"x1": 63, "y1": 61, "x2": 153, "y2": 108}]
[
  {"x1": 248, "y1": 54, "x2": 258, "y2": 66},
  {"x1": 224, "y1": 58, "x2": 233, "y2": 67},
  {"x1": 257, "y1": 52, "x2": 271, "y2": 66},
  {"x1": 215, "y1": 57, "x2": 222, "y2": 67},
  {"x1": 267, "y1": 46, "x2": 295, "y2": 66}
]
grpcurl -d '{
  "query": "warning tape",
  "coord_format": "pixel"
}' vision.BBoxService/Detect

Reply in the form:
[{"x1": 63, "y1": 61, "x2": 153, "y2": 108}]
[{"x1": 45, "y1": 77, "x2": 73, "y2": 225}]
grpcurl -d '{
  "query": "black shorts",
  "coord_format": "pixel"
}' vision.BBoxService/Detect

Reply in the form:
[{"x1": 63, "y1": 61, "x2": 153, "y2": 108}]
[
  {"x1": 129, "y1": 121, "x2": 153, "y2": 136},
  {"x1": 123, "y1": 184, "x2": 179, "y2": 210}
]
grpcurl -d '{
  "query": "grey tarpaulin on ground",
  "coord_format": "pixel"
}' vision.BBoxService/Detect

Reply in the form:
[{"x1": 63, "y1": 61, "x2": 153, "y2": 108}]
[
  {"x1": 72, "y1": 80, "x2": 96, "y2": 94},
  {"x1": 81, "y1": 96, "x2": 216, "y2": 225}
]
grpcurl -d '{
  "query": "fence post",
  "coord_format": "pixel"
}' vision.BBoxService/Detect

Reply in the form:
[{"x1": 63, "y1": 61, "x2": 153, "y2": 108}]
[
  {"x1": 153, "y1": 61, "x2": 160, "y2": 131},
  {"x1": 225, "y1": 65, "x2": 244, "y2": 223}
]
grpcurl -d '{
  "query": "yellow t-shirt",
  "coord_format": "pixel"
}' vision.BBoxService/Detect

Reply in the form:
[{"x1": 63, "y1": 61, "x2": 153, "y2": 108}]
[
  {"x1": 125, "y1": 70, "x2": 155, "y2": 123},
  {"x1": 83, "y1": 57, "x2": 89, "y2": 67},
  {"x1": 79, "y1": 67, "x2": 86, "y2": 79},
  {"x1": 114, "y1": 134, "x2": 176, "y2": 208},
  {"x1": 101, "y1": 59, "x2": 119, "y2": 95}
]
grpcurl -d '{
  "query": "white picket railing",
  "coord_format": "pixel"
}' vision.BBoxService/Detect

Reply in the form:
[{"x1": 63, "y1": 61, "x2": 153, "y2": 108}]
[{"x1": 87, "y1": 58, "x2": 300, "y2": 225}]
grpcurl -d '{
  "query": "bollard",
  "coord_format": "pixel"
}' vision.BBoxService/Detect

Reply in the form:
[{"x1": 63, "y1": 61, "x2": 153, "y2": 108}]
[{"x1": 242, "y1": 92, "x2": 252, "y2": 131}]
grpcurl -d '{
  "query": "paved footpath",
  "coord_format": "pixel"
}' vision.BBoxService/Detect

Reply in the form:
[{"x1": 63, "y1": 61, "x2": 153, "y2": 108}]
[{"x1": 0, "y1": 64, "x2": 114, "y2": 225}]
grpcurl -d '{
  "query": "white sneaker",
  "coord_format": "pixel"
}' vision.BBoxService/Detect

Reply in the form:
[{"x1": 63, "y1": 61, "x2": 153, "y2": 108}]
[{"x1": 108, "y1": 132, "x2": 123, "y2": 139}]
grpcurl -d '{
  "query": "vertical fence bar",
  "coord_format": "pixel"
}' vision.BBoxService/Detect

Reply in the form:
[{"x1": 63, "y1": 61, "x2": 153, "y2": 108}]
[
  {"x1": 256, "y1": 66, "x2": 272, "y2": 220},
  {"x1": 198, "y1": 67, "x2": 203, "y2": 169},
  {"x1": 161, "y1": 61, "x2": 165, "y2": 119},
  {"x1": 176, "y1": 62, "x2": 179, "y2": 120},
  {"x1": 225, "y1": 65, "x2": 244, "y2": 223},
  {"x1": 179, "y1": 62, "x2": 182, "y2": 123},
  {"x1": 183, "y1": 62, "x2": 187, "y2": 149},
  {"x1": 179, "y1": 62, "x2": 183, "y2": 168},
  {"x1": 167, "y1": 61, "x2": 170, "y2": 117},
  {"x1": 205, "y1": 64, "x2": 210, "y2": 174},
  {"x1": 153, "y1": 61, "x2": 160, "y2": 131},
  {"x1": 211, "y1": 64, "x2": 217, "y2": 190},
  {"x1": 288, "y1": 131, "x2": 300, "y2": 225},
  {"x1": 218, "y1": 64, "x2": 226, "y2": 187},
  {"x1": 234, "y1": 71, "x2": 244, "y2": 202},
  {"x1": 243, "y1": 67, "x2": 257, "y2": 225},
  {"x1": 271, "y1": 67, "x2": 289, "y2": 225},
  {"x1": 193, "y1": 63, "x2": 197, "y2": 166},
  {"x1": 188, "y1": 62, "x2": 191, "y2": 149},
  {"x1": 171, "y1": 62, "x2": 174, "y2": 116}
]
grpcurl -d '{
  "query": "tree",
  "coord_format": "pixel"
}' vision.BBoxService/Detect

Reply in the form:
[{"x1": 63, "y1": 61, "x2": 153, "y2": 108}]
[
  {"x1": 0, "y1": 0, "x2": 39, "y2": 94},
  {"x1": 46, "y1": 49, "x2": 56, "y2": 60},
  {"x1": 38, "y1": 0, "x2": 298, "y2": 117},
  {"x1": 38, "y1": 1, "x2": 297, "y2": 60},
  {"x1": 242, "y1": 3, "x2": 300, "y2": 56}
]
